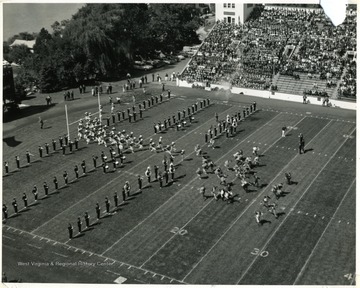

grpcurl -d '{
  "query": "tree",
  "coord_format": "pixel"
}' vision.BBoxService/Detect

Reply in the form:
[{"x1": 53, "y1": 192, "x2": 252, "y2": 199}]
[
  {"x1": 33, "y1": 28, "x2": 52, "y2": 56},
  {"x1": 5, "y1": 44, "x2": 31, "y2": 64},
  {"x1": 148, "y1": 4, "x2": 202, "y2": 52}
]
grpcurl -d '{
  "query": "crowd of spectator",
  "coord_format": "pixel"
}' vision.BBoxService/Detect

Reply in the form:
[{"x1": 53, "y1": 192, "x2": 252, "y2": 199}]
[
  {"x1": 339, "y1": 58, "x2": 356, "y2": 98},
  {"x1": 180, "y1": 5, "x2": 356, "y2": 97}
]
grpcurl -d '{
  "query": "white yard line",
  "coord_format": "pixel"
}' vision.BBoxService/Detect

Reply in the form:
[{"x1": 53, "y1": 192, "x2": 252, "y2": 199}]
[
  {"x1": 293, "y1": 178, "x2": 356, "y2": 285},
  {"x1": 27, "y1": 243, "x2": 41, "y2": 249},
  {"x1": 52, "y1": 252, "x2": 69, "y2": 258}
]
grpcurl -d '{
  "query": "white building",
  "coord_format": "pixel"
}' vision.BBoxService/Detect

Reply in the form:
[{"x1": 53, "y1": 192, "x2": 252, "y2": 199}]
[
  {"x1": 9, "y1": 39, "x2": 36, "y2": 53},
  {"x1": 215, "y1": 3, "x2": 255, "y2": 24}
]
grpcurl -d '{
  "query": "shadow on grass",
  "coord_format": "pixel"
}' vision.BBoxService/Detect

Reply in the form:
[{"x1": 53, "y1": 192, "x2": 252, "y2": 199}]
[
  {"x1": 246, "y1": 188, "x2": 257, "y2": 193},
  {"x1": 260, "y1": 219, "x2": 272, "y2": 225},
  {"x1": 83, "y1": 227, "x2": 94, "y2": 232},
  {"x1": 4, "y1": 104, "x2": 55, "y2": 123},
  {"x1": 29, "y1": 202, "x2": 40, "y2": 207},
  {"x1": 8, "y1": 213, "x2": 21, "y2": 219},
  {"x1": 119, "y1": 202, "x2": 129, "y2": 207},
  {"x1": 3, "y1": 136, "x2": 22, "y2": 147},
  {"x1": 129, "y1": 191, "x2": 141, "y2": 197},
  {"x1": 176, "y1": 174, "x2": 186, "y2": 180},
  {"x1": 20, "y1": 207, "x2": 31, "y2": 213},
  {"x1": 50, "y1": 190, "x2": 60, "y2": 195},
  {"x1": 73, "y1": 233, "x2": 85, "y2": 239}
]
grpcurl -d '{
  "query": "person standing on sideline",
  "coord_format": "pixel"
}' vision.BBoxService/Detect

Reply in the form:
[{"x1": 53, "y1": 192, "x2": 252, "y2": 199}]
[
  {"x1": 15, "y1": 156, "x2": 20, "y2": 169},
  {"x1": 77, "y1": 217, "x2": 82, "y2": 234},
  {"x1": 74, "y1": 165, "x2": 79, "y2": 179},
  {"x1": 122, "y1": 187, "x2": 126, "y2": 203},
  {"x1": 22, "y1": 193, "x2": 28, "y2": 208},
  {"x1": 53, "y1": 176, "x2": 59, "y2": 190},
  {"x1": 52, "y1": 139, "x2": 57, "y2": 151},
  {"x1": 63, "y1": 171, "x2": 68, "y2": 185},
  {"x1": 96, "y1": 203, "x2": 101, "y2": 220},
  {"x1": 45, "y1": 143, "x2": 50, "y2": 155},
  {"x1": 12, "y1": 198, "x2": 18, "y2": 214},
  {"x1": 3, "y1": 205, "x2": 8, "y2": 221},
  {"x1": 81, "y1": 160, "x2": 86, "y2": 175},
  {"x1": 38, "y1": 146, "x2": 44, "y2": 158},
  {"x1": 154, "y1": 165, "x2": 159, "y2": 181},
  {"x1": 26, "y1": 151, "x2": 32, "y2": 165},
  {"x1": 282, "y1": 126, "x2": 287, "y2": 137},
  {"x1": 4, "y1": 161, "x2": 9, "y2": 174},
  {"x1": 105, "y1": 197, "x2": 111, "y2": 214},
  {"x1": 92, "y1": 155, "x2": 97, "y2": 169},
  {"x1": 158, "y1": 174, "x2": 163, "y2": 188},
  {"x1": 32, "y1": 185, "x2": 38, "y2": 202},
  {"x1": 145, "y1": 166, "x2": 151, "y2": 183},
  {"x1": 68, "y1": 223, "x2": 73, "y2": 239},
  {"x1": 84, "y1": 212, "x2": 90, "y2": 228},
  {"x1": 43, "y1": 182, "x2": 49, "y2": 197},
  {"x1": 114, "y1": 192, "x2": 119, "y2": 207},
  {"x1": 39, "y1": 117, "x2": 44, "y2": 129},
  {"x1": 138, "y1": 175, "x2": 143, "y2": 192}
]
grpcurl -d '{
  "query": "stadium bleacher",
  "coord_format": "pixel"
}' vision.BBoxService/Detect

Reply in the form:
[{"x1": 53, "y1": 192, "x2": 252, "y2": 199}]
[{"x1": 180, "y1": 5, "x2": 357, "y2": 99}]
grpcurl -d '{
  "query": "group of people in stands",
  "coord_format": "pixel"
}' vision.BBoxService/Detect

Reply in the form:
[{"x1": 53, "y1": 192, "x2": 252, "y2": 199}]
[{"x1": 180, "y1": 5, "x2": 356, "y2": 97}]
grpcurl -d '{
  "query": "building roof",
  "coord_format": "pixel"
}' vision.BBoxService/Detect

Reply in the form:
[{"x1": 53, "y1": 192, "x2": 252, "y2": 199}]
[{"x1": 10, "y1": 39, "x2": 36, "y2": 49}]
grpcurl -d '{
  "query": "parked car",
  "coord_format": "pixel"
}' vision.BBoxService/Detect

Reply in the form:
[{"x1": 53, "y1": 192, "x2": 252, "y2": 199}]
[
  {"x1": 176, "y1": 54, "x2": 186, "y2": 60},
  {"x1": 163, "y1": 57, "x2": 176, "y2": 65},
  {"x1": 133, "y1": 63, "x2": 153, "y2": 71}
]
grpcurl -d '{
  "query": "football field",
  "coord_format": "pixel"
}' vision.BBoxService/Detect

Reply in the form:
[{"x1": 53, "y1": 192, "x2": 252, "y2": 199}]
[{"x1": 2, "y1": 85, "x2": 356, "y2": 285}]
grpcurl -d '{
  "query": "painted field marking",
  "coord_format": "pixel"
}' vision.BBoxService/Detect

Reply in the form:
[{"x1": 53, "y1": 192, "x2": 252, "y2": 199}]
[
  {"x1": 107, "y1": 270, "x2": 121, "y2": 276},
  {"x1": 250, "y1": 248, "x2": 269, "y2": 258},
  {"x1": 114, "y1": 276, "x2": 127, "y2": 284},
  {"x1": 52, "y1": 252, "x2": 68, "y2": 258},
  {"x1": 27, "y1": 244, "x2": 41, "y2": 249},
  {"x1": 293, "y1": 178, "x2": 355, "y2": 284},
  {"x1": 236, "y1": 125, "x2": 355, "y2": 284},
  {"x1": 101, "y1": 112, "x2": 285, "y2": 257},
  {"x1": 3, "y1": 235, "x2": 15, "y2": 241}
]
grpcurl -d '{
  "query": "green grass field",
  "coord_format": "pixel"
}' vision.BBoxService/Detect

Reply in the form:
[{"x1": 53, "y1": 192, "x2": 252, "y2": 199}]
[{"x1": 2, "y1": 83, "x2": 356, "y2": 285}]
